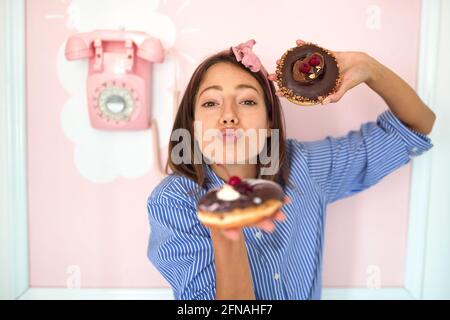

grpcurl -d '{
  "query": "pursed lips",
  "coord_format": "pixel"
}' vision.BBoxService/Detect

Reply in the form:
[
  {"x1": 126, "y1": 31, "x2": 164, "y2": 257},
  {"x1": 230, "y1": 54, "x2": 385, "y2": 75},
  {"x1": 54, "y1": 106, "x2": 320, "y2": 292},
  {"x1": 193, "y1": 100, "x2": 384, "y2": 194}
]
[{"x1": 219, "y1": 128, "x2": 241, "y2": 142}]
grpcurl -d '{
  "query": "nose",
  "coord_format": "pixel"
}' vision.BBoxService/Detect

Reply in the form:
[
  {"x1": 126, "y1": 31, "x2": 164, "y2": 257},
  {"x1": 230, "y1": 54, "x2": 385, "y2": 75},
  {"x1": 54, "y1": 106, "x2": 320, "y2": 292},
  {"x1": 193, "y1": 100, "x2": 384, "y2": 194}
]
[
  {"x1": 220, "y1": 117, "x2": 238, "y2": 125},
  {"x1": 219, "y1": 104, "x2": 239, "y2": 126}
]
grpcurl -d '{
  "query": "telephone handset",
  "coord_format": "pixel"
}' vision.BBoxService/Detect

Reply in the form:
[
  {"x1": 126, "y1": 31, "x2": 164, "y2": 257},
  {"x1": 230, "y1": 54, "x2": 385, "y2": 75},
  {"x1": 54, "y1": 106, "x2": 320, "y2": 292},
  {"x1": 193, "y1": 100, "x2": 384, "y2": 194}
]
[{"x1": 65, "y1": 30, "x2": 164, "y2": 130}]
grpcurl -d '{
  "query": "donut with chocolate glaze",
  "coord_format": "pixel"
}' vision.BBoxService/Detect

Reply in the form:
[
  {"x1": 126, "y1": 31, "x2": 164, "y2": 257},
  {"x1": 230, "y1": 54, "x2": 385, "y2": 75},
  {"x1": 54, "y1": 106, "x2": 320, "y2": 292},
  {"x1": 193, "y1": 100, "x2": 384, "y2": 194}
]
[
  {"x1": 276, "y1": 43, "x2": 341, "y2": 106},
  {"x1": 197, "y1": 177, "x2": 285, "y2": 229}
]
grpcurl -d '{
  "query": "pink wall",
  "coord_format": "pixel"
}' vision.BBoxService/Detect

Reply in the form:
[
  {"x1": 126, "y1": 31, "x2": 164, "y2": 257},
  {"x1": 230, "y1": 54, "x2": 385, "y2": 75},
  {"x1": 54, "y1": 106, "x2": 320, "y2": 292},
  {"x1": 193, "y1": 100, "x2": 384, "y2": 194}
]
[{"x1": 27, "y1": 0, "x2": 422, "y2": 288}]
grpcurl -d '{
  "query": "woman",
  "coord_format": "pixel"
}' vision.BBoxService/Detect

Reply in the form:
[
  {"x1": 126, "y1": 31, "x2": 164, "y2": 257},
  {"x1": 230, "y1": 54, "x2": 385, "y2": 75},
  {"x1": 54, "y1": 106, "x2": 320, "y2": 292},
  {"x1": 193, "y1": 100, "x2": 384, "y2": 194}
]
[{"x1": 146, "y1": 39, "x2": 435, "y2": 300}]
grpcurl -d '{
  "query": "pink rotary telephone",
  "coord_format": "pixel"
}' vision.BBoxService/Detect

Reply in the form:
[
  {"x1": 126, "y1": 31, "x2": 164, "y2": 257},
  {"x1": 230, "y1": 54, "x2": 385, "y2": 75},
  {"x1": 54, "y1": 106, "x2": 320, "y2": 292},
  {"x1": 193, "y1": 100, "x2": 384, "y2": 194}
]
[{"x1": 65, "y1": 30, "x2": 164, "y2": 130}]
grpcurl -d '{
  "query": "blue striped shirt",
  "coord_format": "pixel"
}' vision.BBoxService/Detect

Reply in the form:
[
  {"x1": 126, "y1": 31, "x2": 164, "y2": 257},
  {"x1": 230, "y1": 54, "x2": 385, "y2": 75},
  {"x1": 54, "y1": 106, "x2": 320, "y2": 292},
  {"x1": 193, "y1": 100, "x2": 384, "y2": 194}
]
[{"x1": 146, "y1": 110, "x2": 433, "y2": 300}]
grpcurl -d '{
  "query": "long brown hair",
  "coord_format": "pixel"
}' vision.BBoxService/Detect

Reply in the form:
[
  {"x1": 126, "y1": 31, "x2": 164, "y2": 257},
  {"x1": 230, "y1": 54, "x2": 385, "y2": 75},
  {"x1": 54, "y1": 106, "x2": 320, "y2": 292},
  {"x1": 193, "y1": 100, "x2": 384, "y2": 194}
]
[{"x1": 166, "y1": 48, "x2": 290, "y2": 188}]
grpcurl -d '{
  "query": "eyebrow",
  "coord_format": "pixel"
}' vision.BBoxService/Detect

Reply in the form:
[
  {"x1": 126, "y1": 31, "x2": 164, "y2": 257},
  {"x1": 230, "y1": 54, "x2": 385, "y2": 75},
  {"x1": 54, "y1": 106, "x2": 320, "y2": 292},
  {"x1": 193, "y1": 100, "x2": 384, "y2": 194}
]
[{"x1": 198, "y1": 84, "x2": 260, "y2": 98}]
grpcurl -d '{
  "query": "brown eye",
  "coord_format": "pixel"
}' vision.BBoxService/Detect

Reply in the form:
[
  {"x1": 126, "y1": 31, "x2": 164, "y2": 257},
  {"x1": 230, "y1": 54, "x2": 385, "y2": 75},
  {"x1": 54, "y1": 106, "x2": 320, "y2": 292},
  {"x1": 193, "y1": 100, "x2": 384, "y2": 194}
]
[
  {"x1": 202, "y1": 101, "x2": 217, "y2": 108},
  {"x1": 241, "y1": 100, "x2": 256, "y2": 106}
]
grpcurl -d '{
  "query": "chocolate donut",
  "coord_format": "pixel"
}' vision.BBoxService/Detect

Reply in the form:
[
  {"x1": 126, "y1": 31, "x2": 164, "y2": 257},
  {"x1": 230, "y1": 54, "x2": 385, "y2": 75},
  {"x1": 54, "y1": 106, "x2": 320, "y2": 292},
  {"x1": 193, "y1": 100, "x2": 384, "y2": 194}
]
[
  {"x1": 276, "y1": 43, "x2": 341, "y2": 106},
  {"x1": 197, "y1": 177, "x2": 285, "y2": 229}
]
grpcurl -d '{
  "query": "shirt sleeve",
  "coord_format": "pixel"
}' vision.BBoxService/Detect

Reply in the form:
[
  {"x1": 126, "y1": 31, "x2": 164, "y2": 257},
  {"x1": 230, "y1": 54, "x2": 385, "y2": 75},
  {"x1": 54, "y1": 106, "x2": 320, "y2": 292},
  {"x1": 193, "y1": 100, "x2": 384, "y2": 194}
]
[
  {"x1": 297, "y1": 110, "x2": 433, "y2": 204},
  {"x1": 147, "y1": 196, "x2": 216, "y2": 300}
]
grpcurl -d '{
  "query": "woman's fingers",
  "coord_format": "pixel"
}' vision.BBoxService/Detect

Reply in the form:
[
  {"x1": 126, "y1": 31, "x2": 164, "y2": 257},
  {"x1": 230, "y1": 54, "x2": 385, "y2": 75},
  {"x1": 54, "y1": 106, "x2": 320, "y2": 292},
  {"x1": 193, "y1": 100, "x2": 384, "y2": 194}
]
[
  {"x1": 220, "y1": 197, "x2": 291, "y2": 238},
  {"x1": 322, "y1": 77, "x2": 356, "y2": 104},
  {"x1": 257, "y1": 209, "x2": 287, "y2": 229},
  {"x1": 274, "y1": 211, "x2": 286, "y2": 222},
  {"x1": 220, "y1": 210, "x2": 287, "y2": 239},
  {"x1": 268, "y1": 73, "x2": 277, "y2": 81},
  {"x1": 255, "y1": 219, "x2": 276, "y2": 232}
]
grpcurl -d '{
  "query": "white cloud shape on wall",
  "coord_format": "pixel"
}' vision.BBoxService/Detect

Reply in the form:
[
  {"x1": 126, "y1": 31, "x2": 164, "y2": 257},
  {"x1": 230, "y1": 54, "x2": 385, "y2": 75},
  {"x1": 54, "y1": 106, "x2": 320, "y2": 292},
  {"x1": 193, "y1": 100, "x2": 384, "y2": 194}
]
[{"x1": 57, "y1": 0, "x2": 178, "y2": 183}]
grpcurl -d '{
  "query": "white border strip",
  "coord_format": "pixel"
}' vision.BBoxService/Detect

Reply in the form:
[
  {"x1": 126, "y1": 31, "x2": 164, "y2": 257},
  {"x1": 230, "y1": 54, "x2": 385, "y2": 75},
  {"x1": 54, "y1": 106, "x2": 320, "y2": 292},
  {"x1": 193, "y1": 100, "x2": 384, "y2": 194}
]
[
  {"x1": 18, "y1": 287, "x2": 414, "y2": 300},
  {"x1": 0, "y1": 0, "x2": 28, "y2": 300},
  {"x1": 19, "y1": 288, "x2": 174, "y2": 300},
  {"x1": 404, "y1": 0, "x2": 442, "y2": 299},
  {"x1": 421, "y1": 0, "x2": 450, "y2": 299},
  {"x1": 0, "y1": 0, "x2": 444, "y2": 300}
]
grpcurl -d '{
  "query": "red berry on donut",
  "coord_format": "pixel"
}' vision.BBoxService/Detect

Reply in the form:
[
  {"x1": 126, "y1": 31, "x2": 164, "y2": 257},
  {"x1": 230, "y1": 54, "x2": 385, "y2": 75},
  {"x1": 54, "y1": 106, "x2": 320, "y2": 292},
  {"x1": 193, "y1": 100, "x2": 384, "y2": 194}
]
[
  {"x1": 308, "y1": 55, "x2": 321, "y2": 67},
  {"x1": 234, "y1": 181, "x2": 254, "y2": 195},
  {"x1": 299, "y1": 62, "x2": 311, "y2": 73},
  {"x1": 228, "y1": 176, "x2": 241, "y2": 186}
]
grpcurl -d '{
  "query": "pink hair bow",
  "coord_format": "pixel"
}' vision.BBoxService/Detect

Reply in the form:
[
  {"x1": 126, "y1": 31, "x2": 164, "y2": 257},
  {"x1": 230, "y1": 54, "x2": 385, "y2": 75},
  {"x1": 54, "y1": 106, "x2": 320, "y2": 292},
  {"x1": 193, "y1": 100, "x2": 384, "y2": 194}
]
[{"x1": 231, "y1": 39, "x2": 262, "y2": 72}]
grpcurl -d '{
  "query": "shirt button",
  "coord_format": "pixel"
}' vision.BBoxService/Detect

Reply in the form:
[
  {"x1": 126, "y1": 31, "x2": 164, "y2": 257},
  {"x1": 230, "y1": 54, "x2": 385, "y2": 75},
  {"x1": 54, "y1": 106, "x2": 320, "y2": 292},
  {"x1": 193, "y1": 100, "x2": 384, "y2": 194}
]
[
  {"x1": 255, "y1": 231, "x2": 263, "y2": 239},
  {"x1": 274, "y1": 273, "x2": 280, "y2": 280}
]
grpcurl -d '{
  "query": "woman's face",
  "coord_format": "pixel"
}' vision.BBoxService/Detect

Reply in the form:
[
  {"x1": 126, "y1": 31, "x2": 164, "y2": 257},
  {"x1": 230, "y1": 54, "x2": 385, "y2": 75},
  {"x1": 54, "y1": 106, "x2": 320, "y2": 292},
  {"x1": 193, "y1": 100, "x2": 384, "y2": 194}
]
[{"x1": 194, "y1": 62, "x2": 270, "y2": 165}]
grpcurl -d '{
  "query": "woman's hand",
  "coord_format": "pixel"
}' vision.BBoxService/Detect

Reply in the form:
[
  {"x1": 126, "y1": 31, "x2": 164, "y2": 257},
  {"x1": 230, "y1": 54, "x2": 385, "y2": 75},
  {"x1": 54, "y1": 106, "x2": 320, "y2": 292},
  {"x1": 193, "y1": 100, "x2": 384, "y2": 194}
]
[
  {"x1": 218, "y1": 196, "x2": 290, "y2": 241},
  {"x1": 268, "y1": 39, "x2": 380, "y2": 105}
]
